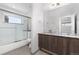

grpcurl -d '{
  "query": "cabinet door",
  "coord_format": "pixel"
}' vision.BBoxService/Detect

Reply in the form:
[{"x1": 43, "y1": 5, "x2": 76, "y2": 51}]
[
  {"x1": 70, "y1": 39, "x2": 79, "y2": 54},
  {"x1": 56, "y1": 37, "x2": 70, "y2": 55},
  {"x1": 56, "y1": 37, "x2": 65, "y2": 54},
  {"x1": 38, "y1": 34, "x2": 44, "y2": 49},
  {"x1": 43, "y1": 35, "x2": 50, "y2": 50},
  {"x1": 49, "y1": 36, "x2": 58, "y2": 53},
  {"x1": 49, "y1": 36, "x2": 64, "y2": 55},
  {"x1": 65, "y1": 38, "x2": 71, "y2": 55},
  {"x1": 38, "y1": 34, "x2": 51, "y2": 53},
  {"x1": 38, "y1": 34, "x2": 50, "y2": 51}
]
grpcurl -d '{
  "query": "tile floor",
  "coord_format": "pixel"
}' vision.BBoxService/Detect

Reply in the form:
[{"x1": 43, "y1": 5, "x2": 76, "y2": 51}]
[{"x1": 3, "y1": 45, "x2": 48, "y2": 55}]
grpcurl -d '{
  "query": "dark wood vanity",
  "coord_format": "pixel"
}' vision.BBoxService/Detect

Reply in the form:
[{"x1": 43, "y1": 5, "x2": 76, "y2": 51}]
[{"x1": 38, "y1": 33, "x2": 79, "y2": 55}]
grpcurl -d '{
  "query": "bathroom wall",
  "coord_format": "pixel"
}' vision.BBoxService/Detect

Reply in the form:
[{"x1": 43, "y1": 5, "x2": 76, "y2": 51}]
[
  {"x1": 44, "y1": 3, "x2": 79, "y2": 35},
  {"x1": 31, "y1": 3, "x2": 44, "y2": 53}
]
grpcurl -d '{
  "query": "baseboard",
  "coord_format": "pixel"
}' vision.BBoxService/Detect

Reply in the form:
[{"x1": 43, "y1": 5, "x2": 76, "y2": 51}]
[
  {"x1": 31, "y1": 49, "x2": 39, "y2": 55},
  {"x1": 40, "y1": 48, "x2": 57, "y2": 55}
]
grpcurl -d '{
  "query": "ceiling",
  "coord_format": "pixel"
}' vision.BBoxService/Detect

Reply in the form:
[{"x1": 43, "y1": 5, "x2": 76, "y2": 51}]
[
  {"x1": 0, "y1": 3, "x2": 32, "y2": 17},
  {"x1": 0, "y1": 3, "x2": 70, "y2": 17}
]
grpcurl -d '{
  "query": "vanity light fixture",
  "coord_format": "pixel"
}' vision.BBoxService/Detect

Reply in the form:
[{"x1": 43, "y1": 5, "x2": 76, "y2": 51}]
[
  {"x1": 48, "y1": 3, "x2": 69, "y2": 10},
  {"x1": 48, "y1": 3, "x2": 60, "y2": 9}
]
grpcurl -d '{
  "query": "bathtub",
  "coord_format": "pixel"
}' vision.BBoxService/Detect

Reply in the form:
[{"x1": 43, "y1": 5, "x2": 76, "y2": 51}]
[{"x1": 0, "y1": 39, "x2": 29, "y2": 55}]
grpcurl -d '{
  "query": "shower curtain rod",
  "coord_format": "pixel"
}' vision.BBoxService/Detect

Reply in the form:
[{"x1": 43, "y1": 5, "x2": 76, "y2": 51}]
[{"x1": 0, "y1": 8, "x2": 31, "y2": 19}]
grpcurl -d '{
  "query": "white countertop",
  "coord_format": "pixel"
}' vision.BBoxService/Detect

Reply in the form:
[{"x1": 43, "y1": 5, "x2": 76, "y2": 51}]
[{"x1": 40, "y1": 33, "x2": 79, "y2": 39}]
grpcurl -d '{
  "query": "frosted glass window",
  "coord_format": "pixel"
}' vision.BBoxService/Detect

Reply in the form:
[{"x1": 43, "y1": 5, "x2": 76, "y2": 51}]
[
  {"x1": 61, "y1": 17, "x2": 71, "y2": 24},
  {"x1": 8, "y1": 16, "x2": 21, "y2": 24}
]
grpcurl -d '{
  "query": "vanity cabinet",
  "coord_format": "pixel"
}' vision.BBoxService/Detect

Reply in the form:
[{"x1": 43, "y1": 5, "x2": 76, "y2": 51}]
[
  {"x1": 38, "y1": 34, "x2": 69, "y2": 54},
  {"x1": 38, "y1": 33, "x2": 79, "y2": 55}
]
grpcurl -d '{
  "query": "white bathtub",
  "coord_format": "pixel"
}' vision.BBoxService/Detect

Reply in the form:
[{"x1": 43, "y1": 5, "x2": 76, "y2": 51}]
[{"x1": 0, "y1": 40, "x2": 29, "y2": 55}]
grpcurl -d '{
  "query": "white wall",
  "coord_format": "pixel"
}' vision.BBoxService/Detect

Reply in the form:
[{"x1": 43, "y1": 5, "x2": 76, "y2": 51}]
[{"x1": 31, "y1": 3, "x2": 44, "y2": 53}]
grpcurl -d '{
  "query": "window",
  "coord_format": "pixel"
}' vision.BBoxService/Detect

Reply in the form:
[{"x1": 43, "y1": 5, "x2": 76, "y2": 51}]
[{"x1": 5, "y1": 16, "x2": 22, "y2": 24}]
